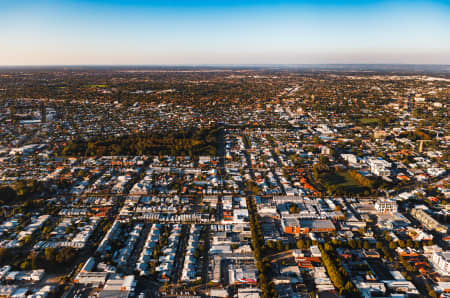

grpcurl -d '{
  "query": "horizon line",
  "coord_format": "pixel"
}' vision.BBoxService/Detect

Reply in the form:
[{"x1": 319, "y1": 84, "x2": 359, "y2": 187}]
[{"x1": 1, "y1": 63, "x2": 450, "y2": 67}]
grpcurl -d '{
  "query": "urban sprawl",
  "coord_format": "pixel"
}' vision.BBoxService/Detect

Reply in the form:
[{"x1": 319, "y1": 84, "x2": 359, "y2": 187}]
[{"x1": 0, "y1": 67, "x2": 448, "y2": 298}]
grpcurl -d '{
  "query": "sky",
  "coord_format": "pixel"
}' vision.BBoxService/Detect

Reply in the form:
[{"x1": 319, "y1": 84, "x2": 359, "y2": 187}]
[{"x1": 1, "y1": 0, "x2": 450, "y2": 65}]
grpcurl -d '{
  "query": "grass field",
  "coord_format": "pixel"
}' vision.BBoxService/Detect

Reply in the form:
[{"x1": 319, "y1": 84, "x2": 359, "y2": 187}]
[
  {"x1": 85, "y1": 84, "x2": 107, "y2": 88},
  {"x1": 359, "y1": 118, "x2": 379, "y2": 125},
  {"x1": 322, "y1": 170, "x2": 368, "y2": 195}
]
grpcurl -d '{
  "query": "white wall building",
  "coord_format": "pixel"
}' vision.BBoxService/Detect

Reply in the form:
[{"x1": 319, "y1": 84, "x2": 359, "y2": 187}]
[
  {"x1": 375, "y1": 199, "x2": 397, "y2": 214},
  {"x1": 432, "y1": 251, "x2": 450, "y2": 276}
]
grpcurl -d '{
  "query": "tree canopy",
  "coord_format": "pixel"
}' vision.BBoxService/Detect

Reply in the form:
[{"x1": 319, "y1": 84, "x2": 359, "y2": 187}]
[{"x1": 61, "y1": 127, "x2": 221, "y2": 157}]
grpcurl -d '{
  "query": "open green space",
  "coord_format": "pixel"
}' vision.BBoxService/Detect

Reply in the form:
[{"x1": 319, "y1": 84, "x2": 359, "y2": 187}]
[
  {"x1": 84, "y1": 84, "x2": 108, "y2": 88},
  {"x1": 60, "y1": 127, "x2": 221, "y2": 157},
  {"x1": 0, "y1": 180, "x2": 46, "y2": 205},
  {"x1": 319, "y1": 170, "x2": 371, "y2": 195},
  {"x1": 359, "y1": 117, "x2": 379, "y2": 125}
]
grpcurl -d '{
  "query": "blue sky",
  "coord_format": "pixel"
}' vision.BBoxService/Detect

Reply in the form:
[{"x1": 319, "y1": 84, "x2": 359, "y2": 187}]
[{"x1": 1, "y1": 0, "x2": 450, "y2": 65}]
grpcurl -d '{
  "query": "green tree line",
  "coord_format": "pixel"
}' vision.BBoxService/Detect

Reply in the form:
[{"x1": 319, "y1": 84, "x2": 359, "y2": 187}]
[
  {"x1": 319, "y1": 243, "x2": 360, "y2": 297},
  {"x1": 247, "y1": 197, "x2": 277, "y2": 298}
]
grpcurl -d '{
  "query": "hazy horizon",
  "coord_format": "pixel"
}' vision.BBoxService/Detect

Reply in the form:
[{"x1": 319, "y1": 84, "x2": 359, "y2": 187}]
[{"x1": 2, "y1": 0, "x2": 450, "y2": 65}]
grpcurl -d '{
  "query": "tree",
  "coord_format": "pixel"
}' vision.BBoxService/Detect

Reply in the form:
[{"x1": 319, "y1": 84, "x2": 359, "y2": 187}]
[
  {"x1": 276, "y1": 240, "x2": 283, "y2": 251},
  {"x1": 289, "y1": 203, "x2": 300, "y2": 214},
  {"x1": 348, "y1": 239, "x2": 357, "y2": 249},
  {"x1": 363, "y1": 241, "x2": 370, "y2": 250},
  {"x1": 406, "y1": 240, "x2": 413, "y2": 248},
  {"x1": 376, "y1": 241, "x2": 383, "y2": 249},
  {"x1": 0, "y1": 248, "x2": 8, "y2": 264},
  {"x1": 389, "y1": 241, "x2": 397, "y2": 250},
  {"x1": 21, "y1": 235, "x2": 33, "y2": 246},
  {"x1": 44, "y1": 247, "x2": 55, "y2": 262},
  {"x1": 324, "y1": 242, "x2": 334, "y2": 252},
  {"x1": 148, "y1": 261, "x2": 156, "y2": 276},
  {"x1": 20, "y1": 261, "x2": 30, "y2": 270},
  {"x1": 0, "y1": 186, "x2": 16, "y2": 204},
  {"x1": 31, "y1": 252, "x2": 38, "y2": 269}
]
